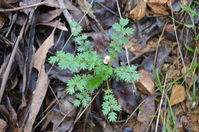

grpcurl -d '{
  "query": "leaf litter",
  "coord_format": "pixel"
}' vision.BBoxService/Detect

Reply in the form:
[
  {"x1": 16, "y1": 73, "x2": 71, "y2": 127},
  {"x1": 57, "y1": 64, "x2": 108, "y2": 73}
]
[{"x1": 0, "y1": 0, "x2": 198, "y2": 131}]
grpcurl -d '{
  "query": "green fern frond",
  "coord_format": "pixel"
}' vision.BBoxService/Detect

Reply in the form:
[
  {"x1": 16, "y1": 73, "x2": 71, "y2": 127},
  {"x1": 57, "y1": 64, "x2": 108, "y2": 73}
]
[
  {"x1": 114, "y1": 65, "x2": 140, "y2": 82},
  {"x1": 76, "y1": 51, "x2": 103, "y2": 70},
  {"x1": 71, "y1": 22, "x2": 82, "y2": 36},
  {"x1": 49, "y1": 51, "x2": 103, "y2": 72},
  {"x1": 102, "y1": 89, "x2": 121, "y2": 122},
  {"x1": 109, "y1": 18, "x2": 134, "y2": 60}
]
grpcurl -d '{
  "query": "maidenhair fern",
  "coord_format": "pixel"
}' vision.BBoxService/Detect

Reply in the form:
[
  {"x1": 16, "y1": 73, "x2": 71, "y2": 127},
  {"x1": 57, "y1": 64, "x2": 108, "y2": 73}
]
[{"x1": 49, "y1": 18, "x2": 140, "y2": 122}]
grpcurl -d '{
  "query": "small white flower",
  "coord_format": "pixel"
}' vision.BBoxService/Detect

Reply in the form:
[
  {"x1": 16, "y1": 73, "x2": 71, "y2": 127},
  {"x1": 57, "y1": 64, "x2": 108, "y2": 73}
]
[{"x1": 103, "y1": 55, "x2": 111, "y2": 64}]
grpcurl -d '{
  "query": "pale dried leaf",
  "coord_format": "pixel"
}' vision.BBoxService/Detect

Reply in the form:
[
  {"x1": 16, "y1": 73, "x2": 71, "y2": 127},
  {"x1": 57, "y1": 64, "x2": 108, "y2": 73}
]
[
  {"x1": 24, "y1": 31, "x2": 55, "y2": 131},
  {"x1": 33, "y1": 31, "x2": 54, "y2": 70},
  {"x1": 20, "y1": 0, "x2": 41, "y2": 14},
  {"x1": 147, "y1": 0, "x2": 175, "y2": 5},
  {"x1": 147, "y1": 3, "x2": 169, "y2": 15},
  {"x1": 147, "y1": 0, "x2": 176, "y2": 15},
  {"x1": 129, "y1": 0, "x2": 147, "y2": 21},
  {"x1": 180, "y1": 0, "x2": 189, "y2": 5},
  {"x1": 147, "y1": 0, "x2": 168, "y2": 4},
  {"x1": 20, "y1": 0, "x2": 41, "y2": 6},
  {"x1": 44, "y1": 0, "x2": 79, "y2": 11},
  {"x1": 24, "y1": 67, "x2": 49, "y2": 131},
  {"x1": 135, "y1": 70, "x2": 155, "y2": 95},
  {"x1": 170, "y1": 84, "x2": 186, "y2": 106},
  {"x1": 0, "y1": 119, "x2": 7, "y2": 132},
  {"x1": 38, "y1": 20, "x2": 68, "y2": 31},
  {"x1": 127, "y1": 39, "x2": 158, "y2": 56}
]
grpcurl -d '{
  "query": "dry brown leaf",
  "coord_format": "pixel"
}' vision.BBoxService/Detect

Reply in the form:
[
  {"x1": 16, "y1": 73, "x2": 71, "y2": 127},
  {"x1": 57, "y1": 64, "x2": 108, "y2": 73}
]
[
  {"x1": 147, "y1": 3, "x2": 169, "y2": 15},
  {"x1": 38, "y1": 20, "x2": 68, "y2": 31},
  {"x1": 0, "y1": 119, "x2": 7, "y2": 132},
  {"x1": 33, "y1": 31, "x2": 54, "y2": 70},
  {"x1": 137, "y1": 97, "x2": 155, "y2": 123},
  {"x1": 42, "y1": 96, "x2": 76, "y2": 131},
  {"x1": 135, "y1": 70, "x2": 155, "y2": 95},
  {"x1": 137, "y1": 96, "x2": 155, "y2": 132},
  {"x1": 147, "y1": 0, "x2": 169, "y2": 4},
  {"x1": 24, "y1": 31, "x2": 55, "y2": 131},
  {"x1": 129, "y1": 0, "x2": 147, "y2": 21},
  {"x1": 127, "y1": 40, "x2": 158, "y2": 56},
  {"x1": 180, "y1": 0, "x2": 189, "y2": 5},
  {"x1": 114, "y1": 83, "x2": 138, "y2": 114},
  {"x1": 5, "y1": 0, "x2": 20, "y2": 3},
  {"x1": 0, "y1": 0, "x2": 16, "y2": 8},
  {"x1": 170, "y1": 84, "x2": 186, "y2": 106},
  {"x1": 59, "y1": 97, "x2": 76, "y2": 116},
  {"x1": 24, "y1": 67, "x2": 49, "y2": 131},
  {"x1": 0, "y1": 13, "x2": 6, "y2": 28},
  {"x1": 37, "y1": 9, "x2": 63, "y2": 23},
  {"x1": 147, "y1": 0, "x2": 176, "y2": 15},
  {"x1": 19, "y1": 0, "x2": 41, "y2": 14},
  {"x1": 44, "y1": 0, "x2": 86, "y2": 27},
  {"x1": 44, "y1": 0, "x2": 79, "y2": 11},
  {"x1": 77, "y1": 0, "x2": 104, "y2": 32}
]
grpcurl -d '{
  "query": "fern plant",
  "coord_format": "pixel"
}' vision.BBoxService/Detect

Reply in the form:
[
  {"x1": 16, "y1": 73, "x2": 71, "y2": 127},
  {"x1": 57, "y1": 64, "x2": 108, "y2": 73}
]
[{"x1": 49, "y1": 18, "x2": 140, "y2": 122}]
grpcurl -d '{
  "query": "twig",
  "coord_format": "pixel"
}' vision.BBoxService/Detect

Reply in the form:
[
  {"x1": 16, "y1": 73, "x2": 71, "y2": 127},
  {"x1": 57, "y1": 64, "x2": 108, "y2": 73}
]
[
  {"x1": 154, "y1": 23, "x2": 167, "y2": 66},
  {"x1": 53, "y1": 107, "x2": 75, "y2": 131},
  {"x1": 155, "y1": 73, "x2": 168, "y2": 132},
  {"x1": 115, "y1": 0, "x2": 122, "y2": 18},
  {"x1": 5, "y1": 13, "x2": 18, "y2": 37},
  {"x1": 0, "y1": 1, "x2": 47, "y2": 12},
  {"x1": 125, "y1": 46, "x2": 130, "y2": 65},
  {"x1": 146, "y1": 105, "x2": 160, "y2": 132},
  {"x1": 0, "y1": 19, "x2": 27, "y2": 103},
  {"x1": 96, "y1": 2, "x2": 119, "y2": 16},
  {"x1": 57, "y1": 0, "x2": 75, "y2": 31},
  {"x1": 68, "y1": 90, "x2": 100, "y2": 132},
  {"x1": 33, "y1": 100, "x2": 58, "y2": 130},
  {"x1": 122, "y1": 99, "x2": 145, "y2": 127},
  {"x1": 169, "y1": 1, "x2": 185, "y2": 67}
]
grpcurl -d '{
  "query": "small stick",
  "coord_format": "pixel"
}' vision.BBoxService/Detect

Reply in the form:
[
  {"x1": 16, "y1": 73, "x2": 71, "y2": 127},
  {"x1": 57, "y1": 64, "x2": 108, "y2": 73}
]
[
  {"x1": 68, "y1": 90, "x2": 100, "y2": 132},
  {"x1": 57, "y1": 0, "x2": 75, "y2": 31},
  {"x1": 155, "y1": 74, "x2": 168, "y2": 132},
  {"x1": 122, "y1": 100, "x2": 145, "y2": 127},
  {"x1": 0, "y1": 19, "x2": 27, "y2": 103},
  {"x1": 0, "y1": 1, "x2": 47, "y2": 12}
]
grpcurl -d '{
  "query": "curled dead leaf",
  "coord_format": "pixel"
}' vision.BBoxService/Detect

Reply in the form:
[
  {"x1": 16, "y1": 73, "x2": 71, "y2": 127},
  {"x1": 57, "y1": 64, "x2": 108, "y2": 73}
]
[
  {"x1": 129, "y1": 0, "x2": 147, "y2": 21},
  {"x1": 135, "y1": 70, "x2": 155, "y2": 95},
  {"x1": 147, "y1": 0, "x2": 176, "y2": 15}
]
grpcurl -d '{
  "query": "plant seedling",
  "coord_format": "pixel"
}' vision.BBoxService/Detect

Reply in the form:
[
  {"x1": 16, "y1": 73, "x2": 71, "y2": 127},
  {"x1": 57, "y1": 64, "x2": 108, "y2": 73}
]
[{"x1": 49, "y1": 18, "x2": 140, "y2": 122}]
